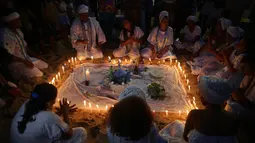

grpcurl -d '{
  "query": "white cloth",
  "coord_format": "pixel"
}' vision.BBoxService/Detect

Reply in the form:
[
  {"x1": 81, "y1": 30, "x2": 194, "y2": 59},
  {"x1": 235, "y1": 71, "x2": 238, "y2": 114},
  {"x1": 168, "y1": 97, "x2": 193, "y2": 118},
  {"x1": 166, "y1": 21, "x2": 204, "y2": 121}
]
[
  {"x1": 159, "y1": 11, "x2": 169, "y2": 23},
  {"x1": 113, "y1": 26, "x2": 144, "y2": 59},
  {"x1": 159, "y1": 120, "x2": 186, "y2": 143},
  {"x1": 175, "y1": 41, "x2": 201, "y2": 54},
  {"x1": 118, "y1": 86, "x2": 146, "y2": 101},
  {"x1": 71, "y1": 17, "x2": 106, "y2": 60},
  {"x1": 2, "y1": 12, "x2": 20, "y2": 22},
  {"x1": 186, "y1": 16, "x2": 197, "y2": 23},
  {"x1": 11, "y1": 100, "x2": 87, "y2": 143},
  {"x1": 78, "y1": 4, "x2": 89, "y2": 13},
  {"x1": 227, "y1": 26, "x2": 244, "y2": 38},
  {"x1": 188, "y1": 130, "x2": 238, "y2": 143},
  {"x1": 220, "y1": 17, "x2": 232, "y2": 31},
  {"x1": 198, "y1": 76, "x2": 233, "y2": 104},
  {"x1": 1, "y1": 28, "x2": 48, "y2": 78}
]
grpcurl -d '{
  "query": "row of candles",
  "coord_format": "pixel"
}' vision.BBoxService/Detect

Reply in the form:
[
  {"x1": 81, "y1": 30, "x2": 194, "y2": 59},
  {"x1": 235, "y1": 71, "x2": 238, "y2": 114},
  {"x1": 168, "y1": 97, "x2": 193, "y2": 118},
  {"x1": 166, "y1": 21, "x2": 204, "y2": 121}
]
[{"x1": 50, "y1": 56, "x2": 197, "y2": 117}]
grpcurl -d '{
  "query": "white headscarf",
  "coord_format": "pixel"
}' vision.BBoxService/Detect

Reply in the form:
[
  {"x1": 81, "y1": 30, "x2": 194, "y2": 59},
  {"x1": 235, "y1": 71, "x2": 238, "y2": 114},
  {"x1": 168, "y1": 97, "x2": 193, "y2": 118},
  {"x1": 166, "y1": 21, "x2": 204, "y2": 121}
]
[
  {"x1": 219, "y1": 17, "x2": 232, "y2": 31},
  {"x1": 118, "y1": 86, "x2": 146, "y2": 101},
  {"x1": 198, "y1": 76, "x2": 233, "y2": 104},
  {"x1": 227, "y1": 26, "x2": 244, "y2": 38},
  {"x1": 2, "y1": 12, "x2": 20, "y2": 22},
  {"x1": 159, "y1": 11, "x2": 169, "y2": 23},
  {"x1": 78, "y1": 4, "x2": 89, "y2": 14},
  {"x1": 186, "y1": 15, "x2": 197, "y2": 23}
]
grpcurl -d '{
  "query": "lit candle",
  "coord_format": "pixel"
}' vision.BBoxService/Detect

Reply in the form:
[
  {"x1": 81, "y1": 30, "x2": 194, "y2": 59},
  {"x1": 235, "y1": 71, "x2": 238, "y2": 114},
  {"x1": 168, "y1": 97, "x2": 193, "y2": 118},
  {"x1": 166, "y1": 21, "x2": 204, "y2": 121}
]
[
  {"x1": 165, "y1": 110, "x2": 168, "y2": 116},
  {"x1": 186, "y1": 110, "x2": 189, "y2": 115},
  {"x1": 125, "y1": 59, "x2": 128, "y2": 64},
  {"x1": 52, "y1": 78, "x2": 55, "y2": 85},
  {"x1": 74, "y1": 57, "x2": 77, "y2": 64},
  {"x1": 56, "y1": 74, "x2": 59, "y2": 80},
  {"x1": 130, "y1": 59, "x2": 133, "y2": 63},
  {"x1": 62, "y1": 66, "x2": 65, "y2": 73},
  {"x1": 195, "y1": 107, "x2": 198, "y2": 109},
  {"x1": 193, "y1": 100, "x2": 196, "y2": 106},
  {"x1": 108, "y1": 56, "x2": 111, "y2": 62},
  {"x1": 149, "y1": 58, "x2": 151, "y2": 62},
  {"x1": 193, "y1": 97, "x2": 196, "y2": 101},
  {"x1": 118, "y1": 59, "x2": 122, "y2": 64},
  {"x1": 113, "y1": 60, "x2": 117, "y2": 65},
  {"x1": 106, "y1": 105, "x2": 108, "y2": 110},
  {"x1": 184, "y1": 74, "x2": 187, "y2": 79},
  {"x1": 175, "y1": 60, "x2": 178, "y2": 64},
  {"x1": 179, "y1": 110, "x2": 181, "y2": 116},
  {"x1": 163, "y1": 59, "x2": 165, "y2": 63},
  {"x1": 83, "y1": 100, "x2": 86, "y2": 106},
  {"x1": 96, "y1": 105, "x2": 99, "y2": 109},
  {"x1": 67, "y1": 101, "x2": 70, "y2": 104},
  {"x1": 71, "y1": 57, "x2": 74, "y2": 65},
  {"x1": 68, "y1": 60, "x2": 71, "y2": 66},
  {"x1": 153, "y1": 110, "x2": 155, "y2": 113},
  {"x1": 188, "y1": 85, "x2": 191, "y2": 92},
  {"x1": 58, "y1": 72, "x2": 61, "y2": 80},
  {"x1": 170, "y1": 59, "x2": 172, "y2": 65},
  {"x1": 91, "y1": 56, "x2": 94, "y2": 61},
  {"x1": 111, "y1": 105, "x2": 114, "y2": 108},
  {"x1": 86, "y1": 69, "x2": 90, "y2": 81},
  {"x1": 58, "y1": 98, "x2": 60, "y2": 102},
  {"x1": 89, "y1": 102, "x2": 92, "y2": 109},
  {"x1": 187, "y1": 79, "x2": 189, "y2": 85},
  {"x1": 49, "y1": 82, "x2": 52, "y2": 84}
]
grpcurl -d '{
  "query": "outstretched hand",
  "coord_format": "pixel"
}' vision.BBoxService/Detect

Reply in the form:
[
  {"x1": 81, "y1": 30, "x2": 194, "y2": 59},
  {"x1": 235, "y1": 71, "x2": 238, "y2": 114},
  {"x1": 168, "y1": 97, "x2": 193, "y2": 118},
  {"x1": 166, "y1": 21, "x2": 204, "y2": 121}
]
[{"x1": 58, "y1": 98, "x2": 77, "y2": 115}]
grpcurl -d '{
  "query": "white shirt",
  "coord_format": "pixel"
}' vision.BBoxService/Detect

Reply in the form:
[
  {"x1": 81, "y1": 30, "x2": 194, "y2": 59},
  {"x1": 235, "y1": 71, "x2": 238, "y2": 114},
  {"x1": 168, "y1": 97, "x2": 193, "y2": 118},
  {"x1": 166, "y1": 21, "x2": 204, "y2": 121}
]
[
  {"x1": 11, "y1": 101, "x2": 69, "y2": 143},
  {"x1": 181, "y1": 25, "x2": 201, "y2": 42}
]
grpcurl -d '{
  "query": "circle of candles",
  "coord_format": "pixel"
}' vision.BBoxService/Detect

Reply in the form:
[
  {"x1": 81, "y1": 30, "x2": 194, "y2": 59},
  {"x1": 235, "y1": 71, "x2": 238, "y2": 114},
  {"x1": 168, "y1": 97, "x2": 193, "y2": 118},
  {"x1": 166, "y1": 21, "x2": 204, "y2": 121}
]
[{"x1": 62, "y1": 66, "x2": 65, "y2": 73}]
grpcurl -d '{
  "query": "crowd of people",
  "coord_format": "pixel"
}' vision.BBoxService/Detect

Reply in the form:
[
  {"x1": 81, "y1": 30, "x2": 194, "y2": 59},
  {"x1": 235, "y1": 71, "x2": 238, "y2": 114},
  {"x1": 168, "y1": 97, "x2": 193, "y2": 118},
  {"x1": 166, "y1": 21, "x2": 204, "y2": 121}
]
[{"x1": 0, "y1": 0, "x2": 255, "y2": 143}]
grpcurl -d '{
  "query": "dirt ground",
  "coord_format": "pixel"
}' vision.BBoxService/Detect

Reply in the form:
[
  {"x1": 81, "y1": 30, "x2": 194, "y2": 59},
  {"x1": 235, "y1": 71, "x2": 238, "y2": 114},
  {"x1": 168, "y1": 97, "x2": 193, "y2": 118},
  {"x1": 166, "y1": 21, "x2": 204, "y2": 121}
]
[{"x1": 0, "y1": 36, "x2": 203, "y2": 143}]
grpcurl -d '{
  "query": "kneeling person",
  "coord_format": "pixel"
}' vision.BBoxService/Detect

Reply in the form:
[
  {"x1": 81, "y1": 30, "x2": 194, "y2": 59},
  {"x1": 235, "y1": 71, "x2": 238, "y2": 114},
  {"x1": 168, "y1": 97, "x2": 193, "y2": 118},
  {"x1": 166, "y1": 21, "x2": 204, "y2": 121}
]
[
  {"x1": 1, "y1": 11, "x2": 48, "y2": 80},
  {"x1": 141, "y1": 11, "x2": 175, "y2": 59},
  {"x1": 71, "y1": 5, "x2": 106, "y2": 60},
  {"x1": 113, "y1": 18, "x2": 144, "y2": 60}
]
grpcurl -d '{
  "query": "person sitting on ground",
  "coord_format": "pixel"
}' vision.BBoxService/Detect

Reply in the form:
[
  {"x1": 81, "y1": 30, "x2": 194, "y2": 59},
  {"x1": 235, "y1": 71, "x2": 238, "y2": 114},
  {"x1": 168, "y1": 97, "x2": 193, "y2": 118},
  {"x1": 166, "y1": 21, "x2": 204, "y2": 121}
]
[
  {"x1": 141, "y1": 11, "x2": 175, "y2": 60},
  {"x1": 183, "y1": 76, "x2": 238, "y2": 143},
  {"x1": 0, "y1": 11, "x2": 48, "y2": 80},
  {"x1": 113, "y1": 18, "x2": 144, "y2": 60},
  {"x1": 106, "y1": 86, "x2": 167, "y2": 143},
  {"x1": 70, "y1": 4, "x2": 106, "y2": 60},
  {"x1": 10, "y1": 83, "x2": 87, "y2": 143},
  {"x1": 175, "y1": 15, "x2": 202, "y2": 54}
]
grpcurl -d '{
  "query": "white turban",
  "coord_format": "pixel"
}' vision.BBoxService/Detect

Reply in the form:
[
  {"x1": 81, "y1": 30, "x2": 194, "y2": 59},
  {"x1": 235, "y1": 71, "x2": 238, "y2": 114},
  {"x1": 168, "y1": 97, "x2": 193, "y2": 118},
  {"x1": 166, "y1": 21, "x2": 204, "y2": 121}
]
[
  {"x1": 159, "y1": 11, "x2": 169, "y2": 23},
  {"x1": 227, "y1": 26, "x2": 244, "y2": 38},
  {"x1": 2, "y1": 12, "x2": 20, "y2": 22},
  {"x1": 186, "y1": 15, "x2": 197, "y2": 23},
  {"x1": 118, "y1": 86, "x2": 146, "y2": 101},
  {"x1": 219, "y1": 17, "x2": 232, "y2": 31},
  {"x1": 78, "y1": 4, "x2": 89, "y2": 14},
  {"x1": 198, "y1": 76, "x2": 233, "y2": 104}
]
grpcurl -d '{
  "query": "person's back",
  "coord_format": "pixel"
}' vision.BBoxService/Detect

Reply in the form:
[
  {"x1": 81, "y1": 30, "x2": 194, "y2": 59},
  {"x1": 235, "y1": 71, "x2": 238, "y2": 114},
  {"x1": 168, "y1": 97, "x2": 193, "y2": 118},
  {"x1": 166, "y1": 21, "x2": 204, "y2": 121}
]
[
  {"x1": 11, "y1": 101, "x2": 68, "y2": 143},
  {"x1": 191, "y1": 108, "x2": 238, "y2": 136}
]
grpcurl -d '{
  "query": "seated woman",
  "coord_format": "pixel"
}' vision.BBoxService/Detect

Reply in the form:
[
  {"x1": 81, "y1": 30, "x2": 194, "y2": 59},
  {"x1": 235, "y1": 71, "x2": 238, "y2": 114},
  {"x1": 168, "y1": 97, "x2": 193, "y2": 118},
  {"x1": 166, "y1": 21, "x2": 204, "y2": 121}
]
[
  {"x1": 107, "y1": 86, "x2": 167, "y2": 143},
  {"x1": 141, "y1": 11, "x2": 175, "y2": 60},
  {"x1": 175, "y1": 16, "x2": 201, "y2": 54},
  {"x1": 183, "y1": 76, "x2": 238, "y2": 143},
  {"x1": 10, "y1": 83, "x2": 87, "y2": 143},
  {"x1": 113, "y1": 18, "x2": 144, "y2": 60}
]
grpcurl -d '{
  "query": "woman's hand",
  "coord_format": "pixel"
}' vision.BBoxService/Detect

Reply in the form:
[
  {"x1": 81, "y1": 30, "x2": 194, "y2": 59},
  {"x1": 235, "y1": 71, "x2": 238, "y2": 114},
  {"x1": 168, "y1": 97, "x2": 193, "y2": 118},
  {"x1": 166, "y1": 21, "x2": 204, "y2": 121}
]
[
  {"x1": 59, "y1": 98, "x2": 77, "y2": 115},
  {"x1": 23, "y1": 60, "x2": 34, "y2": 68}
]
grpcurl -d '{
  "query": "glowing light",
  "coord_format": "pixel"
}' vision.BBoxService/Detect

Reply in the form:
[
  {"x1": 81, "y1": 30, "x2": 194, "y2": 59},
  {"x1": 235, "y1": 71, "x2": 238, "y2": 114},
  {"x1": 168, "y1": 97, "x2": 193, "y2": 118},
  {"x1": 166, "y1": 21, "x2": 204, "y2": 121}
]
[
  {"x1": 106, "y1": 105, "x2": 108, "y2": 110},
  {"x1": 83, "y1": 100, "x2": 86, "y2": 106},
  {"x1": 186, "y1": 110, "x2": 189, "y2": 115},
  {"x1": 89, "y1": 102, "x2": 92, "y2": 109},
  {"x1": 91, "y1": 56, "x2": 94, "y2": 61},
  {"x1": 165, "y1": 110, "x2": 168, "y2": 116},
  {"x1": 187, "y1": 79, "x2": 189, "y2": 85},
  {"x1": 62, "y1": 66, "x2": 65, "y2": 73},
  {"x1": 96, "y1": 105, "x2": 99, "y2": 109},
  {"x1": 179, "y1": 110, "x2": 181, "y2": 116},
  {"x1": 188, "y1": 85, "x2": 191, "y2": 91}
]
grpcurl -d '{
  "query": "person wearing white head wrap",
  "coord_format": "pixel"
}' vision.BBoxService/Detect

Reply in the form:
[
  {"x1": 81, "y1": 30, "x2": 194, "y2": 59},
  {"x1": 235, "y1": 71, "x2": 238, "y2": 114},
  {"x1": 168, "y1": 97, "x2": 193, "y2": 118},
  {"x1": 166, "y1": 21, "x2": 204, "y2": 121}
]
[
  {"x1": 183, "y1": 76, "x2": 238, "y2": 143},
  {"x1": 227, "y1": 26, "x2": 244, "y2": 39},
  {"x1": 141, "y1": 11, "x2": 176, "y2": 60},
  {"x1": 1, "y1": 12, "x2": 48, "y2": 80},
  {"x1": 118, "y1": 86, "x2": 146, "y2": 101},
  {"x1": 71, "y1": 4, "x2": 106, "y2": 60},
  {"x1": 175, "y1": 15, "x2": 202, "y2": 54}
]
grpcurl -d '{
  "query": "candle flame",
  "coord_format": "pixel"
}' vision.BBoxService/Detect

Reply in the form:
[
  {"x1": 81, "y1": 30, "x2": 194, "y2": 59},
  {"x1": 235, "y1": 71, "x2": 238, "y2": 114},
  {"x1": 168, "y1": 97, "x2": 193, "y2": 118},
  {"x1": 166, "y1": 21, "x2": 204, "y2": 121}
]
[
  {"x1": 193, "y1": 97, "x2": 196, "y2": 101},
  {"x1": 91, "y1": 56, "x2": 94, "y2": 60},
  {"x1": 89, "y1": 103, "x2": 92, "y2": 108},
  {"x1": 179, "y1": 110, "x2": 181, "y2": 115},
  {"x1": 149, "y1": 58, "x2": 151, "y2": 62},
  {"x1": 96, "y1": 105, "x2": 99, "y2": 109},
  {"x1": 111, "y1": 105, "x2": 114, "y2": 108},
  {"x1": 187, "y1": 79, "x2": 189, "y2": 84},
  {"x1": 106, "y1": 105, "x2": 108, "y2": 110},
  {"x1": 58, "y1": 98, "x2": 60, "y2": 102},
  {"x1": 67, "y1": 101, "x2": 70, "y2": 104},
  {"x1": 153, "y1": 110, "x2": 155, "y2": 113},
  {"x1": 186, "y1": 110, "x2": 189, "y2": 115},
  {"x1": 125, "y1": 59, "x2": 128, "y2": 63},
  {"x1": 83, "y1": 100, "x2": 86, "y2": 106}
]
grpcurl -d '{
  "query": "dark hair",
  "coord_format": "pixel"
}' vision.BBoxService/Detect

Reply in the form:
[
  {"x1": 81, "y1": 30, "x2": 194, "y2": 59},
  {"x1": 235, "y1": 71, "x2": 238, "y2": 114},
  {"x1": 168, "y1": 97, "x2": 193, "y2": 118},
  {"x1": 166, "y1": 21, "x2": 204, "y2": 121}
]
[
  {"x1": 122, "y1": 17, "x2": 135, "y2": 41},
  {"x1": 18, "y1": 83, "x2": 57, "y2": 134},
  {"x1": 107, "y1": 96, "x2": 153, "y2": 141}
]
